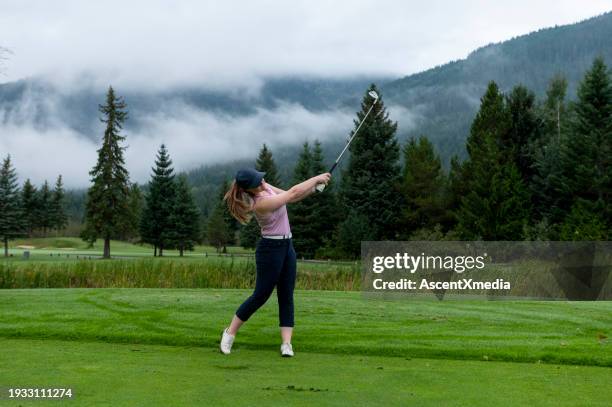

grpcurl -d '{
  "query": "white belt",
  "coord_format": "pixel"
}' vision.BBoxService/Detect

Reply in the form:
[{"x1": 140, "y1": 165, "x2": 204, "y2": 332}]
[{"x1": 262, "y1": 233, "x2": 292, "y2": 239}]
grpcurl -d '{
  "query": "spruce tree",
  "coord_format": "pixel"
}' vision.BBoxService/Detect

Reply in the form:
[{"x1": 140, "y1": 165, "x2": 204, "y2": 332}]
[
  {"x1": 561, "y1": 57, "x2": 611, "y2": 230},
  {"x1": 504, "y1": 85, "x2": 541, "y2": 183},
  {"x1": 140, "y1": 144, "x2": 176, "y2": 256},
  {"x1": 457, "y1": 81, "x2": 531, "y2": 239},
  {"x1": 400, "y1": 136, "x2": 446, "y2": 238},
  {"x1": 532, "y1": 75, "x2": 570, "y2": 228},
  {"x1": 170, "y1": 175, "x2": 200, "y2": 256},
  {"x1": 51, "y1": 175, "x2": 68, "y2": 233},
  {"x1": 289, "y1": 140, "x2": 342, "y2": 258},
  {"x1": 308, "y1": 141, "x2": 341, "y2": 256},
  {"x1": 288, "y1": 142, "x2": 316, "y2": 257},
  {"x1": 532, "y1": 133, "x2": 569, "y2": 230},
  {"x1": 337, "y1": 84, "x2": 402, "y2": 255},
  {"x1": 256, "y1": 144, "x2": 282, "y2": 187},
  {"x1": 444, "y1": 155, "x2": 467, "y2": 231},
  {"x1": 82, "y1": 86, "x2": 131, "y2": 258},
  {"x1": 0, "y1": 155, "x2": 23, "y2": 256},
  {"x1": 21, "y1": 179, "x2": 38, "y2": 237},
  {"x1": 37, "y1": 180, "x2": 53, "y2": 236}
]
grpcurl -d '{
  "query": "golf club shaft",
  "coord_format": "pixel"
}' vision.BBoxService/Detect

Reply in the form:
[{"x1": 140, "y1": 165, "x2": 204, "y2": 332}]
[
  {"x1": 316, "y1": 100, "x2": 377, "y2": 192},
  {"x1": 329, "y1": 102, "x2": 376, "y2": 173}
]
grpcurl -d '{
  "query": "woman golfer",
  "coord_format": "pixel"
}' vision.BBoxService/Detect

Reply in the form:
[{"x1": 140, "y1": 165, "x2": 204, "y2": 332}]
[{"x1": 219, "y1": 168, "x2": 331, "y2": 357}]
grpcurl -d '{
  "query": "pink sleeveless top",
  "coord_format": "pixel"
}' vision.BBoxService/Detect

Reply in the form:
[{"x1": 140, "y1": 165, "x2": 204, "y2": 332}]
[{"x1": 252, "y1": 185, "x2": 291, "y2": 236}]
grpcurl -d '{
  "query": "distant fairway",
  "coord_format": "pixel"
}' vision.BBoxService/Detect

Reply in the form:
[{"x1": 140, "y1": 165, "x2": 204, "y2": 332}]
[
  {"x1": 0, "y1": 288, "x2": 610, "y2": 405},
  {"x1": 6, "y1": 236, "x2": 255, "y2": 259}
]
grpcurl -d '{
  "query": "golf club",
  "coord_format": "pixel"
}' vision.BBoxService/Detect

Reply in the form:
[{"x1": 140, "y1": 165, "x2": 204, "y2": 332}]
[{"x1": 315, "y1": 90, "x2": 379, "y2": 192}]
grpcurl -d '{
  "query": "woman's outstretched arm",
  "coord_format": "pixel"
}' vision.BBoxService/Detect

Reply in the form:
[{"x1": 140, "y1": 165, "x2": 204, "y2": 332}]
[{"x1": 254, "y1": 173, "x2": 331, "y2": 213}]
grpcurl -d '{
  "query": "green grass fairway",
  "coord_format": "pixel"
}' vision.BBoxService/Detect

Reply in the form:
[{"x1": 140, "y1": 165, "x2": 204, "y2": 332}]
[
  {"x1": 1, "y1": 289, "x2": 610, "y2": 405},
  {"x1": 2, "y1": 338, "x2": 610, "y2": 406}
]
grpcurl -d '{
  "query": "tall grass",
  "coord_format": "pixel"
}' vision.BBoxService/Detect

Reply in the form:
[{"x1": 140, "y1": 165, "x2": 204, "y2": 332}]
[{"x1": 0, "y1": 258, "x2": 361, "y2": 290}]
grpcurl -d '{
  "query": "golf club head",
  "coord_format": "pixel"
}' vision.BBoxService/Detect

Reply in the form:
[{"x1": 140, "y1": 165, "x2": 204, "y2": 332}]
[{"x1": 368, "y1": 90, "x2": 379, "y2": 103}]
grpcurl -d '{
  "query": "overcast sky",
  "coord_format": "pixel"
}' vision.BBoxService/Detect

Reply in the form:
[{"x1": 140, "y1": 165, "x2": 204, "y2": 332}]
[
  {"x1": 2, "y1": 0, "x2": 611, "y2": 89},
  {"x1": 1, "y1": 1, "x2": 611, "y2": 187}
]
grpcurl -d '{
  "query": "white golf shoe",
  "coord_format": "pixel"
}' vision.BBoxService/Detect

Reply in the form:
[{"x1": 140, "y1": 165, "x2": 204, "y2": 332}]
[
  {"x1": 280, "y1": 342, "x2": 294, "y2": 357},
  {"x1": 220, "y1": 328, "x2": 235, "y2": 354}
]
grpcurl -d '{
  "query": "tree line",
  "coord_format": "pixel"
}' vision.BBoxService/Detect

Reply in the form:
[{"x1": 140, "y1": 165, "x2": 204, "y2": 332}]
[
  {"x1": 0, "y1": 156, "x2": 67, "y2": 257},
  {"x1": 1, "y1": 57, "x2": 609, "y2": 259},
  {"x1": 207, "y1": 57, "x2": 611, "y2": 258},
  {"x1": 79, "y1": 87, "x2": 200, "y2": 258}
]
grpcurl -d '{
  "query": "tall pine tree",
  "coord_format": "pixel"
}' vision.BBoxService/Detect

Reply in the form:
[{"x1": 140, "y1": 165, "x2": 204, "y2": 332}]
[
  {"x1": 256, "y1": 144, "x2": 282, "y2": 187},
  {"x1": 170, "y1": 175, "x2": 201, "y2": 256},
  {"x1": 559, "y1": 57, "x2": 612, "y2": 237},
  {"x1": 337, "y1": 84, "x2": 402, "y2": 256},
  {"x1": 504, "y1": 85, "x2": 542, "y2": 184},
  {"x1": 532, "y1": 75, "x2": 570, "y2": 229},
  {"x1": 0, "y1": 155, "x2": 23, "y2": 257},
  {"x1": 288, "y1": 142, "x2": 315, "y2": 257},
  {"x1": 400, "y1": 136, "x2": 446, "y2": 238},
  {"x1": 82, "y1": 86, "x2": 131, "y2": 258},
  {"x1": 444, "y1": 155, "x2": 467, "y2": 232},
  {"x1": 51, "y1": 175, "x2": 68, "y2": 233},
  {"x1": 37, "y1": 180, "x2": 53, "y2": 236},
  {"x1": 308, "y1": 141, "x2": 341, "y2": 257},
  {"x1": 457, "y1": 81, "x2": 530, "y2": 239},
  {"x1": 21, "y1": 179, "x2": 37, "y2": 237},
  {"x1": 140, "y1": 144, "x2": 176, "y2": 256}
]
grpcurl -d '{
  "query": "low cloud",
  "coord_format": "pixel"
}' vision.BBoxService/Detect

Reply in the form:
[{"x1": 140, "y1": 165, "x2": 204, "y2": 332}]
[
  {"x1": 0, "y1": 123, "x2": 97, "y2": 186},
  {"x1": 0, "y1": 84, "x2": 422, "y2": 189},
  {"x1": 0, "y1": 100, "x2": 357, "y2": 188},
  {"x1": 126, "y1": 101, "x2": 355, "y2": 183}
]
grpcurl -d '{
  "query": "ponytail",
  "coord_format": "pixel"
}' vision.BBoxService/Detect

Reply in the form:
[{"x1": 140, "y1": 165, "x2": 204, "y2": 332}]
[{"x1": 224, "y1": 180, "x2": 255, "y2": 225}]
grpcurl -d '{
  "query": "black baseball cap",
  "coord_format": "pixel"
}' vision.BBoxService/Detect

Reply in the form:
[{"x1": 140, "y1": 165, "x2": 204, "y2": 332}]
[{"x1": 235, "y1": 168, "x2": 266, "y2": 189}]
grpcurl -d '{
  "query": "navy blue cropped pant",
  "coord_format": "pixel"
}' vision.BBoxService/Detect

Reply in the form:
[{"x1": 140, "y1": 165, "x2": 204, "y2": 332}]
[{"x1": 236, "y1": 237, "x2": 297, "y2": 327}]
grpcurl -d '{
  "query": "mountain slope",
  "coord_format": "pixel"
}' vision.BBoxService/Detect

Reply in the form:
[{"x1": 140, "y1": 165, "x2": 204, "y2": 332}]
[{"x1": 382, "y1": 11, "x2": 612, "y2": 161}]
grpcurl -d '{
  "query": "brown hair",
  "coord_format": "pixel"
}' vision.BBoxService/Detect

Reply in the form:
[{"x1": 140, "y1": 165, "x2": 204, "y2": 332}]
[{"x1": 224, "y1": 180, "x2": 255, "y2": 225}]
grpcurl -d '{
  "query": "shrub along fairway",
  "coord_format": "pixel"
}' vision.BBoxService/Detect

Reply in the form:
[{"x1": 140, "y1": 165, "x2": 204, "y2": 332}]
[
  {"x1": 1, "y1": 237, "x2": 360, "y2": 291},
  {"x1": 0, "y1": 288, "x2": 610, "y2": 405},
  {"x1": 0, "y1": 257, "x2": 359, "y2": 291}
]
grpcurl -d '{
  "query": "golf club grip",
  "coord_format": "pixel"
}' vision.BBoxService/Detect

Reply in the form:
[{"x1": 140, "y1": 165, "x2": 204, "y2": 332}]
[{"x1": 316, "y1": 161, "x2": 339, "y2": 193}]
